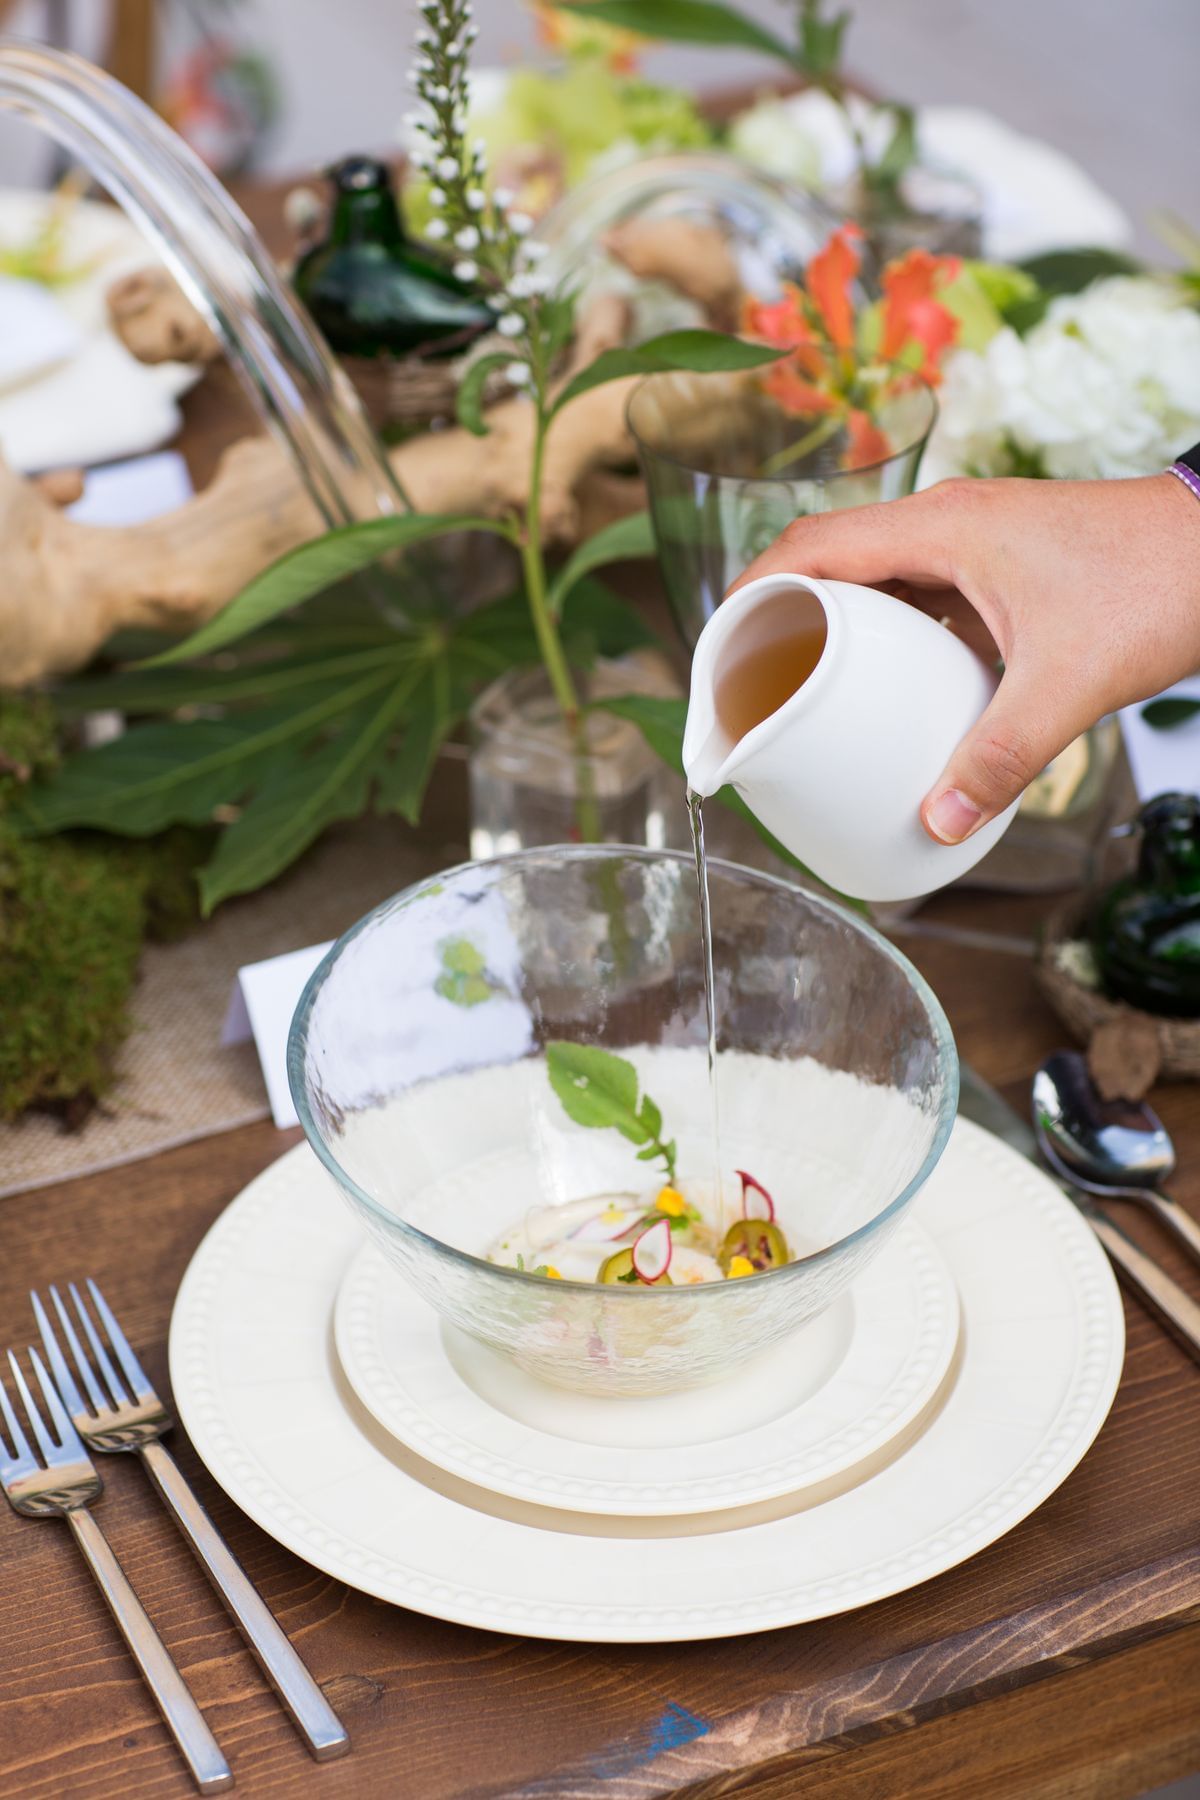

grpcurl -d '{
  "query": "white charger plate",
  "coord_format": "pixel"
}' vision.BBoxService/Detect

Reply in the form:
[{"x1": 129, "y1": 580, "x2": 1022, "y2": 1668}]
[
  {"x1": 169, "y1": 1117, "x2": 1124, "y2": 1643},
  {"x1": 333, "y1": 1218, "x2": 960, "y2": 1515}
]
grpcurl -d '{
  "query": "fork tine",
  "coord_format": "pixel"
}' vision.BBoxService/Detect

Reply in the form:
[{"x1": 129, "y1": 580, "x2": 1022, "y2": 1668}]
[
  {"x1": 32, "y1": 1290, "x2": 87, "y2": 1417},
  {"x1": 0, "y1": 1366, "x2": 32, "y2": 1467},
  {"x1": 29, "y1": 1346, "x2": 84, "y2": 1457},
  {"x1": 7, "y1": 1351, "x2": 56, "y2": 1463},
  {"x1": 68, "y1": 1282, "x2": 129, "y2": 1407},
  {"x1": 87, "y1": 1279, "x2": 153, "y2": 1403},
  {"x1": 47, "y1": 1285, "x2": 107, "y2": 1414}
]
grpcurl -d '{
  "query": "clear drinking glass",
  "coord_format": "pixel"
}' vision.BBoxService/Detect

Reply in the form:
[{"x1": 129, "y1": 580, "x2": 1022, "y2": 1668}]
[
  {"x1": 289, "y1": 848, "x2": 958, "y2": 1397},
  {"x1": 628, "y1": 363, "x2": 936, "y2": 649}
]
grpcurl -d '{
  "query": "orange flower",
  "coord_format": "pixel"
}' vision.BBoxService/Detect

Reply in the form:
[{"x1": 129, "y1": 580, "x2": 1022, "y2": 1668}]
[
  {"x1": 742, "y1": 287, "x2": 831, "y2": 407},
  {"x1": 764, "y1": 364, "x2": 841, "y2": 417},
  {"x1": 805, "y1": 225, "x2": 862, "y2": 352},
  {"x1": 844, "y1": 408, "x2": 893, "y2": 469},
  {"x1": 533, "y1": 3, "x2": 642, "y2": 71},
  {"x1": 879, "y1": 249, "x2": 961, "y2": 384}
]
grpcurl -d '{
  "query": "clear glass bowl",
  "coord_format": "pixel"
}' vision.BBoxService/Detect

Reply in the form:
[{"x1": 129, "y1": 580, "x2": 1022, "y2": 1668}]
[{"x1": 289, "y1": 848, "x2": 958, "y2": 1396}]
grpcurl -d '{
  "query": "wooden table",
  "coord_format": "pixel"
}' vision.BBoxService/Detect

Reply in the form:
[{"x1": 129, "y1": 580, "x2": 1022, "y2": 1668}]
[
  {"x1": 2, "y1": 877, "x2": 1199, "y2": 1800},
  {"x1": 3, "y1": 180, "x2": 1200, "y2": 1800}
]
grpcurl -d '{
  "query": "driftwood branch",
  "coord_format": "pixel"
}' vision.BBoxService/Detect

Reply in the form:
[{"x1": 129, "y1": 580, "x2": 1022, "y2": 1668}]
[{"x1": 0, "y1": 224, "x2": 743, "y2": 686}]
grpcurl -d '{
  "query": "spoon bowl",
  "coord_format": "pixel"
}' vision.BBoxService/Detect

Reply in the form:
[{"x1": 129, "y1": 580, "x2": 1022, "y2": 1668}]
[{"x1": 1033, "y1": 1050, "x2": 1200, "y2": 1266}]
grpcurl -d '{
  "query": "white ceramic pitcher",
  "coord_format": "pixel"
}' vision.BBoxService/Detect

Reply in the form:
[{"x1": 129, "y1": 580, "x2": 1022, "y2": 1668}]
[{"x1": 683, "y1": 573, "x2": 1018, "y2": 902}]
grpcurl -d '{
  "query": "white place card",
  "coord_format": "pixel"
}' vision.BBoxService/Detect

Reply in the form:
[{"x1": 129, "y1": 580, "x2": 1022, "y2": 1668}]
[{"x1": 222, "y1": 943, "x2": 332, "y2": 1129}]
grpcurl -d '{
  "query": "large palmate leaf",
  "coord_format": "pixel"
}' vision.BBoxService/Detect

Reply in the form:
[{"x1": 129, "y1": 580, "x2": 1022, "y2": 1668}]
[
  {"x1": 596, "y1": 693, "x2": 868, "y2": 913},
  {"x1": 51, "y1": 645, "x2": 408, "y2": 718},
  {"x1": 546, "y1": 512, "x2": 656, "y2": 618},
  {"x1": 560, "y1": 0, "x2": 793, "y2": 60},
  {"x1": 552, "y1": 328, "x2": 784, "y2": 416},
  {"x1": 143, "y1": 512, "x2": 507, "y2": 666},
  {"x1": 197, "y1": 680, "x2": 413, "y2": 912},
  {"x1": 19, "y1": 668, "x2": 398, "y2": 837},
  {"x1": 376, "y1": 660, "x2": 461, "y2": 826}
]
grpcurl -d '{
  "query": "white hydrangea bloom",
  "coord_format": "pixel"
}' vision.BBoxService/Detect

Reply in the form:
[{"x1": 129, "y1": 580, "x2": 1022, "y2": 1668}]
[{"x1": 922, "y1": 276, "x2": 1200, "y2": 484}]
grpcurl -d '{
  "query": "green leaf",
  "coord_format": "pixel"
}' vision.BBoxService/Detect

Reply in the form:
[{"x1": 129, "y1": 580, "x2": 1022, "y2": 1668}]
[
  {"x1": 551, "y1": 329, "x2": 784, "y2": 416},
  {"x1": 143, "y1": 513, "x2": 507, "y2": 665},
  {"x1": 543, "y1": 290, "x2": 579, "y2": 360},
  {"x1": 595, "y1": 693, "x2": 688, "y2": 773},
  {"x1": 456, "y1": 353, "x2": 514, "y2": 436},
  {"x1": 546, "y1": 1041, "x2": 646, "y2": 1143},
  {"x1": 558, "y1": 0, "x2": 794, "y2": 60},
  {"x1": 376, "y1": 663, "x2": 460, "y2": 825},
  {"x1": 798, "y1": 0, "x2": 850, "y2": 79},
  {"x1": 1016, "y1": 246, "x2": 1142, "y2": 297},
  {"x1": 1141, "y1": 697, "x2": 1200, "y2": 731},
  {"x1": 196, "y1": 689, "x2": 401, "y2": 913},
  {"x1": 867, "y1": 103, "x2": 917, "y2": 190},
  {"x1": 561, "y1": 578, "x2": 657, "y2": 664},
  {"x1": 51, "y1": 646, "x2": 408, "y2": 718},
  {"x1": 638, "y1": 1093, "x2": 663, "y2": 1140},
  {"x1": 547, "y1": 512, "x2": 656, "y2": 618},
  {"x1": 18, "y1": 666, "x2": 391, "y2": 837},
  {"x1": 595, "y1": 693, "x2": 870, "y2": 914}
]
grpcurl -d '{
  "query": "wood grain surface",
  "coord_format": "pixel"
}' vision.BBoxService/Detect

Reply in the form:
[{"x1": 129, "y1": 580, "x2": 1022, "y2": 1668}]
[{"x1": 1, "y1": 887, "x2": 1199, "y2": 1800}]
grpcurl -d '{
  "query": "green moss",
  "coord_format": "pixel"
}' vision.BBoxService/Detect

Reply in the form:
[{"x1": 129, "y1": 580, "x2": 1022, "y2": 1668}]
[{"x1": 0, "y1": 694, "x2": 206, "y2": 1124}]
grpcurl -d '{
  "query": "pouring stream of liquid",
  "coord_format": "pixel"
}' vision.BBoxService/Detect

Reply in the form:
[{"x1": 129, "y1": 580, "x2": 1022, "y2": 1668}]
[{"x1": 687, "y1": 787, "x2": 727, "y2": 1231}]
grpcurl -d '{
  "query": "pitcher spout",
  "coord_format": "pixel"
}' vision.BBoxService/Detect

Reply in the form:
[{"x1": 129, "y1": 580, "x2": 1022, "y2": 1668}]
[{"x1": 681, "y1": 724, "x2": 732, "y2": 798}]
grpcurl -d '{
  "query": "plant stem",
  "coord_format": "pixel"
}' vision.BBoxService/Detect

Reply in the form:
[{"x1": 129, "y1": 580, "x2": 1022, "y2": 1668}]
[
  {"x1": 758, "y1": 412, "x2": 843, "y2": 478},
  {"x1": 521, "y1": 398, "x2": 602, "y2": 843},
  {"x1": 521, "y1": 409, "x2": 579, "y2": 724}
]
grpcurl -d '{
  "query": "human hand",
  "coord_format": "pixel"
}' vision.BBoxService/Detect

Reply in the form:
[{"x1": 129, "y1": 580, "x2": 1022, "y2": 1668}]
[{"x1": 730, "y1": 474, "x2": 1200, "y2": 845}]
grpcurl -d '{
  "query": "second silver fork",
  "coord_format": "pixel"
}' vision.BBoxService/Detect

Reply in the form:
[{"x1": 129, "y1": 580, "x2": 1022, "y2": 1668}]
[{"x1": 35, "y1": 1281, "x2": 348, "y2": 1762}]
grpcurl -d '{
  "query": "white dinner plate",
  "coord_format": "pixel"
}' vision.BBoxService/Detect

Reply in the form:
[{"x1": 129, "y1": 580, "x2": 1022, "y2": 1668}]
[
  {"x1": 333, "y1": 1218, "x2": 960, "y2": 1515},
  {"x1": 169, "y1": 1117, "x2": 1124, "y2": 1643}
]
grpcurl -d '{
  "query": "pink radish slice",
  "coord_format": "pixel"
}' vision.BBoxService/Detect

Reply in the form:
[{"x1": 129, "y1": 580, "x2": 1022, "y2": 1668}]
[
  {"x1": 737, "y1": 1169, "x2": 775, "y2": 1221},
  {"x1": 631, "y1": 1217, "x2": 673, "y2": 1282},
  {"x1": 569, "y1": 1207, "x2": 644, "y2": 1243}
]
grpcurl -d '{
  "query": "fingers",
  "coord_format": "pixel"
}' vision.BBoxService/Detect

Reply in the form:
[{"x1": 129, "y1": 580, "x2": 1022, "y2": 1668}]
[
  {"x1": 921, "y1": 661, "x2": 1092, "y2": 845},
  {"x1": 727, "y1": 482, "x2": 968, "y2": 596}
]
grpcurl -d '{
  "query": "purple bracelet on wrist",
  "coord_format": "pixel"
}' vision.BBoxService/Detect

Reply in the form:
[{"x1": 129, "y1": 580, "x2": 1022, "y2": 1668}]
[
  {"x1": 1169, "y1": 441, "x2": 1200, "y2": 502},
  {"x1": 1168, "y1": 461, "x2": 1200, "y2": 504}
]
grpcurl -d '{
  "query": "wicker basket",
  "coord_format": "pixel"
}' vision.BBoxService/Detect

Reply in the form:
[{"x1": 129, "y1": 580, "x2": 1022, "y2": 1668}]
[
  {"x1": 1035, "y1": 900, "x2": 1200, "y2": 1081},
  {"x1": 338, "y1": 350, "x2": 509, "y2": 434}
]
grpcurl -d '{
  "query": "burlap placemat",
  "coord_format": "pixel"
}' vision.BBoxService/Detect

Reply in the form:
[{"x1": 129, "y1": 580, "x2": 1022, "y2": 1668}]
[{"x1": 0, "y1": 811, "x2": 467, "y2": 1199}]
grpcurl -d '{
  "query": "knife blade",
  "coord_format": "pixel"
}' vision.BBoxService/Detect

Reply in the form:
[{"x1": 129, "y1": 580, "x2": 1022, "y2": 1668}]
[{"x1": 959, "y1": 1064, "x2": 1200, "y2": 1365}]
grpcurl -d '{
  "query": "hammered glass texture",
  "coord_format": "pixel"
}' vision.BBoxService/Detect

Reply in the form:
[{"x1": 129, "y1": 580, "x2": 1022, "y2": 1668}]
[{"x1": 289, "y1": 849, "x2": 957, "y2": 1395}]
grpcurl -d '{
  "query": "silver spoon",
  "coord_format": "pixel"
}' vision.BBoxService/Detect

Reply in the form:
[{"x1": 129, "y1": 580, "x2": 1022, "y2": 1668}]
[{"x1": 1033, "y1": 1050, "x2": 1200, "y2": 1266}]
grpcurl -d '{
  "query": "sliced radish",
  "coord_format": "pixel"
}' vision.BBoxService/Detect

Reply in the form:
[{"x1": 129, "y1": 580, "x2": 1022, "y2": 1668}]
[
  {"x1": 569, "y1": 1206, "x2": 644, "y2": 1243},
  {"x1": 737, "y1": 1169, "x2": 775, "y2": 1222},
  {"x1": 631, "y1": 1217, "x2": 673, "y2": 1282}
]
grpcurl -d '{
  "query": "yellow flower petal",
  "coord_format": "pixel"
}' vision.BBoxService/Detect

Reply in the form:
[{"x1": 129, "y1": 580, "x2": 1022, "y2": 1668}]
[
  {"x1": 726, "y1": 1254, "x2": 756, "y2": 1279},
  {"x1": 655, "y1": 1186, "x2": 687, "y2": 1216},
  {"x1": 544, "y1": 1266, "x2": 563, "y2": 1280}
]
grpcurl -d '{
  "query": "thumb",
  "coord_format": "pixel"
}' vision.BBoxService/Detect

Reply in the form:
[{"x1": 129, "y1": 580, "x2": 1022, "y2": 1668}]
[{"x1": 920, "y1": 664, "x2": 1086, "y2": 846}]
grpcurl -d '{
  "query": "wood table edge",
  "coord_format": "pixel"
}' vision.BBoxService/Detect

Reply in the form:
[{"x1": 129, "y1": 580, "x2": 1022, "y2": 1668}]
[{"x1": 463, "y1": 1545, "x2": 1200, "y2": 1799}]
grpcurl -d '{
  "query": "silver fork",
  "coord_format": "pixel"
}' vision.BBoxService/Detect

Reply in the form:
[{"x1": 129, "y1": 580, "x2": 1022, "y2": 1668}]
[
  {"x1": 0, "y1": 1346, "x2": 232, "y2": 1794},
  {"x1": 34, "y1": 1281, "x2": 349, "y2": 1762}
]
